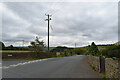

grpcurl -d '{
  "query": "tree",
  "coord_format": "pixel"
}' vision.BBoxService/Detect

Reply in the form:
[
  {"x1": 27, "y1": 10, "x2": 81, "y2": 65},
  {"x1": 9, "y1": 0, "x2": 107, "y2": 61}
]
[
  {"x1": 88, "y1": 42, "x2": 99, "y2": 56},
  {"x1": 8, "y1": 45, "x2": 14, "y2": 50},
  {"x1": 8, "y1": 45, "x2": 14, "y2": 48},
  {"x1": 28, "y1": 36, "x2": 45, "y2": 52},
  {"x1": 0, "y1": 41, "x2": 5, "y2": 50}
]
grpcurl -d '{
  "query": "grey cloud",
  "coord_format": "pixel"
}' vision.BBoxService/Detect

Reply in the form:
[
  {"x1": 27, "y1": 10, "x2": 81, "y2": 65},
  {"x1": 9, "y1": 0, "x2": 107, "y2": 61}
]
[{"x1": 2, "y1": 2, "x2": 118, "y2": 47}]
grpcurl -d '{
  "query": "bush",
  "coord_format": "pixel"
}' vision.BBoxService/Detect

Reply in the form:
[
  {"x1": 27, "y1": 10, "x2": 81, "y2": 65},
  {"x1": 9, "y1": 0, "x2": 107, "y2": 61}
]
[
  {"x1": 100, "y1": 45, "x2": 120, "y2": 58},
  {"x1": 73, "y1": 48, "x2": 84, "y2": 55},
  {"x1": 50, "y1": 46, "x2": 68, "y2": 52}
]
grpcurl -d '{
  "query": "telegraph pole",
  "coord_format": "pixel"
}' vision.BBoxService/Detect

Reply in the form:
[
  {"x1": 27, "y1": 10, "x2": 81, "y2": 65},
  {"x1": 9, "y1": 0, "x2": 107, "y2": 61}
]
[
  {"x1": 22, "y1": 40, "x2": 24, "y2": 47},
  {"x1": 75, "y1": 43, "x2": 76, "y2": 54},
  {"x1": 75, "y1": 43, "x2": 76, "y2": 48},
  {"x1": 45, "y1": 14, "x2": 52, "y2": 51}
]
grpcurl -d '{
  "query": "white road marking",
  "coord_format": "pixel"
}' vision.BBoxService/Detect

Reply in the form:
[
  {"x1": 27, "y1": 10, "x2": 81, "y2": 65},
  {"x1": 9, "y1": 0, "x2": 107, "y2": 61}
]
[{"x1": 2, "y1": 58, "x2": 53, "y2": 69}]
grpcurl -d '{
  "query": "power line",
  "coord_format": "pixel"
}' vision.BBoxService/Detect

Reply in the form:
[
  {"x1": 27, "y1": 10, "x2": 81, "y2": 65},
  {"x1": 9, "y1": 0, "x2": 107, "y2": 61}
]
[
  {"x1": 50, "y1": 25, "x2": 53, "y2": 31},
  {"x1": 45, "y1": 14, "x2": 52, "y2": 51}
]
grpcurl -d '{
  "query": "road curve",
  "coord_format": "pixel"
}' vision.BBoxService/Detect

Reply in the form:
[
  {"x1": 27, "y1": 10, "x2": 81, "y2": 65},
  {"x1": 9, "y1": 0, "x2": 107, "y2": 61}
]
[{"x1": 2, "y1": 55, "x2": 101, "y2": 78}]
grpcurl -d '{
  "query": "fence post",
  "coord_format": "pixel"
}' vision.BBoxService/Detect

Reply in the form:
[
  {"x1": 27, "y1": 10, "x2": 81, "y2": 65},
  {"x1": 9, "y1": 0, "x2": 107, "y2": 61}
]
[{"x1": 99, "y1": 56, "x2": 105, "y2": 74}]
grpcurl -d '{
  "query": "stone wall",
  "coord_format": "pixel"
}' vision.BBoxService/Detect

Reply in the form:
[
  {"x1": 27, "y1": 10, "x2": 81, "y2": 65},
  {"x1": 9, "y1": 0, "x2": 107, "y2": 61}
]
[
  {"x1": 87, "y1": 55, "x2": 100, "y2": 72},
  {"x1": 105, "y1": 58, "x2": 120, "y2": 78},
  {"x1": 87, "y1": 55, "x2": 120, "y2": 79}
]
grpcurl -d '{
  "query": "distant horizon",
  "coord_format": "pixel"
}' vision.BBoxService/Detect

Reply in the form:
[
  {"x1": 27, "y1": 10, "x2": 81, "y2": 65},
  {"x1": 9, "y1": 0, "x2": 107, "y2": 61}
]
[{"x1": 4, "y1": 42, "x2": 116, "y2": 48}]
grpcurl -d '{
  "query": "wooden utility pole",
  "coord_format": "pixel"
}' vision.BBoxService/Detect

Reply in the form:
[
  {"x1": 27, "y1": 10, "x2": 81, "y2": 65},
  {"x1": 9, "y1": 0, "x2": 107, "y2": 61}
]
[
  {"x1": 75, "y1": 43, "x2": 76, "y2": 48},
  {"x1": 75, "y1": 43, "x2": 76, "y2": 54},
  {"x1": 45, "y1": 14, "x2": 52, "y2": 51},
  {"x1": 22, "y1": 40, "x2": 24, "y2": 47}
]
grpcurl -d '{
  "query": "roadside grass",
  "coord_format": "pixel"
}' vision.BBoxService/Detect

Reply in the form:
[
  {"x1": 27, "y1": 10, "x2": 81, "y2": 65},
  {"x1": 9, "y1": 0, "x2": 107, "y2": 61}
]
[
  {"x1": 0, "y1": 50, "x2": 31, "y2": 53},
  {"x1": 89, "y1": 64, "x2": 107, "y2": 79},
  {"x1": 89, "y1": 64, "x2": 96, "y2": 71},
  {"x1": 89, "y1": 64, "x2": 106, "y2": 78},
  {"x1": 102, "y1": 74, "x2": 106, "y2": 79}
]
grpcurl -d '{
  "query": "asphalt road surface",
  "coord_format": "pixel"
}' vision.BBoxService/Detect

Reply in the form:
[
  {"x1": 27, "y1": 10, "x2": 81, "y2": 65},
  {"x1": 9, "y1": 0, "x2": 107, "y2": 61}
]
[{"x1": 2, "y1": 55, "x2": 101, "y2": 78}]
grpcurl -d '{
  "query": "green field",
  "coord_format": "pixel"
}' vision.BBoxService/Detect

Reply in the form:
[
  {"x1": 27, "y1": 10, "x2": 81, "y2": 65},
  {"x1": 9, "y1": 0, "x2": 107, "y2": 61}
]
[{"x1": 0, "y1": 50, "x2": 31, "y2": 53}]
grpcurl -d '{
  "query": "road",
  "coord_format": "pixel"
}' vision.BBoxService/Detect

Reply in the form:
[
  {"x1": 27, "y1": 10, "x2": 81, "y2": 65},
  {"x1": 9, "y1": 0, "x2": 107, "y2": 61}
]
[{"x1": 2, "y1": 55, "x2": 101, "y2": 78}]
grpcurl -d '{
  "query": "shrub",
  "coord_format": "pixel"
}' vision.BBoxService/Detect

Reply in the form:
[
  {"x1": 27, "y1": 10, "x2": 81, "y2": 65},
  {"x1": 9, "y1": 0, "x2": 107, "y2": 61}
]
[
  {"x1": 73, "y1": 48, "x2": 84, "y2": 55},
  {"x1": 100, "y1": 45, "x2": 120, "y2": 58}
]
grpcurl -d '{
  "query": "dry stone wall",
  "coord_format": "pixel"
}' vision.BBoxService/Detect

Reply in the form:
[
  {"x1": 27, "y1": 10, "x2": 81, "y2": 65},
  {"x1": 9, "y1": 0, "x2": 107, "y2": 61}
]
[
  {"x1": 87, "y1": 55, "x2": 120, "y2": 79},
  {"x1": 87, "y1": 55, "x2": 100, "y2": 72},
  {"x1": 105, "y1": 58, "x2": 120, "y2": 78}
]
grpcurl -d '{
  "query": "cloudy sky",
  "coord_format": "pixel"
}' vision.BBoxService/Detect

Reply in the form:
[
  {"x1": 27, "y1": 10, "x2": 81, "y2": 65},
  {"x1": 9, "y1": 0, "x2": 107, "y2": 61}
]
[{"x1": 0, "y1": 2, "x2": 118, "y2": 47}]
